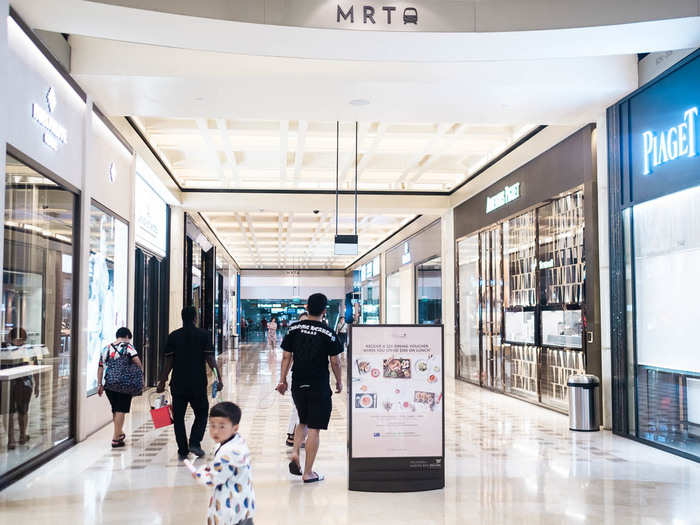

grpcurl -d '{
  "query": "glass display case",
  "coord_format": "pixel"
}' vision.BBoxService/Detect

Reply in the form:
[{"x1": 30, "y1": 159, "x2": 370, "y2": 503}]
[
  {"x1": 504, "y1": 310, "x2": 535, "y2": 345},
  {"x1": 541, "y1": 308, "x2": 583, "y2": 348}
]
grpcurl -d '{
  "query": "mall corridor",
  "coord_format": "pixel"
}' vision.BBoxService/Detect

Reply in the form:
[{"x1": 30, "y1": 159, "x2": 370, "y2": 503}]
[
  {"x1": 2, "y1": 1, "x2": 700, "y2": 523},
  {"x1": 0, "y1": 342, "x2": 697, "y2": 524}
]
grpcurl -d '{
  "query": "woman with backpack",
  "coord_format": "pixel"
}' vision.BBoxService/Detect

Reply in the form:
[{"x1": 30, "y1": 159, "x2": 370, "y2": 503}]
[{"x1": 97, "y1": 327, "x2": 144, "y2": 448}]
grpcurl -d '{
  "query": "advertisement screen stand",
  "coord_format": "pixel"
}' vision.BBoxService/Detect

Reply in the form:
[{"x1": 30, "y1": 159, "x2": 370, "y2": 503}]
[{"x1": 348, "y1": 324, "x2": 444, "y2": 492}]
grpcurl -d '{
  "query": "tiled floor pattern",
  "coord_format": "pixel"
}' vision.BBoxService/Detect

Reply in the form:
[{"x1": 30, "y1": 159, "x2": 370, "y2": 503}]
[{"x1": 0, "y1": 343, "x2": 699, "y2": 524}]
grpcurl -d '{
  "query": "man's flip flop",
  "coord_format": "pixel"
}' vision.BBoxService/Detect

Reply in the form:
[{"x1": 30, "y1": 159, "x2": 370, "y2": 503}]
[
  {"x1": 288, "y1": 460, "x2": 302, "y2": 476},
  {"x1": 303, "y1": 473, "x2": 325, "y2": 484}
]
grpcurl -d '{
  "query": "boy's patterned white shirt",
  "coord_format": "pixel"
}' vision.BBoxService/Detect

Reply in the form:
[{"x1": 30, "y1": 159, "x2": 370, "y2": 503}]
[{"x1": 194, "y1": 433, "x2": 255, "y2": 525}]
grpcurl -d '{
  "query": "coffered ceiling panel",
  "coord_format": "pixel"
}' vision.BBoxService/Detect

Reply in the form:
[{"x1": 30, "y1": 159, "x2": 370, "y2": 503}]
[
  {"x1": 204, "y1": 210, "x2": 415, "y2": 269},
  {"x1": 135, "y1": 118, "x2": 534, "y2": 192}
]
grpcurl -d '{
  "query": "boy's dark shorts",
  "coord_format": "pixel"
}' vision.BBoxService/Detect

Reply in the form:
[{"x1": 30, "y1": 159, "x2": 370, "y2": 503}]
[{"x1": 292, "y1": 388, "x2": 332, "y2": 430}]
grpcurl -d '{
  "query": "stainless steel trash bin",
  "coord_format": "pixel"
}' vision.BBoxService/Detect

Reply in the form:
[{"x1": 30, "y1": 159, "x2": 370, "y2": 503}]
[{"x1": 567, "y1": 374, "x2": 600, "y2": 431}]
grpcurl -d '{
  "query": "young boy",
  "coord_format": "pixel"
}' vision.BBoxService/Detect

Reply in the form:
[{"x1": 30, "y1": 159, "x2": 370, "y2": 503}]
[{"x1": 190, "y1": 402, "x2": 255, "y2": 525}]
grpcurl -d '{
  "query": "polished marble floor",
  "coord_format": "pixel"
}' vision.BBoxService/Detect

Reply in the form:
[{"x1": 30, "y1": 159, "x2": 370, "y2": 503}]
[{"x1": 1, "y1": 342, "x2": 699, "y2": 524}]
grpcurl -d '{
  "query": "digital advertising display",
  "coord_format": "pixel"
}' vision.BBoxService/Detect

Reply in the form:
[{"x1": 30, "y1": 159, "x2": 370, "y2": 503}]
[{"x1": 349, "y1": 325, "x2": 444, "y2": 466}]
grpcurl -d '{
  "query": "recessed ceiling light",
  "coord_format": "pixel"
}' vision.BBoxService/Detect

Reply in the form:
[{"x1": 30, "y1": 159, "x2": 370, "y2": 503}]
[{"x1": 349, "y1": 99, "x2": 370, "y2": 106}]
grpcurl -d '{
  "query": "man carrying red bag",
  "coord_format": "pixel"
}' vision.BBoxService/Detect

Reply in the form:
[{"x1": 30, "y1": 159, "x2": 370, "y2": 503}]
[{"x1": 157, "y1": 306, "x2": 224, "y2": 461}]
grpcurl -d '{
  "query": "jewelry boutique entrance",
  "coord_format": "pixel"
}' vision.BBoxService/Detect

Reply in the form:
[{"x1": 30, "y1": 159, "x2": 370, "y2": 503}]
[{"x1": 134, "y1": 247, "x2": 168, "y2": 388}]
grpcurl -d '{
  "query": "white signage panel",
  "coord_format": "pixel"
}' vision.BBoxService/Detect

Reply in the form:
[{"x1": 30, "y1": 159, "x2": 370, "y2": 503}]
[
  {"x1": 351, "y1": 325, "x2": 443, "y2": 458},
  {"x1": 135, "y1": 175, "x2": 167, "y2": 256}
]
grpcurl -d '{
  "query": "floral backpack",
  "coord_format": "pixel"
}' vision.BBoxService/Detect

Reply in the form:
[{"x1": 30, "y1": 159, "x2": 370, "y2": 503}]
[{"x1": 104, "y1": 342, "x2": 144, "y2": 395}]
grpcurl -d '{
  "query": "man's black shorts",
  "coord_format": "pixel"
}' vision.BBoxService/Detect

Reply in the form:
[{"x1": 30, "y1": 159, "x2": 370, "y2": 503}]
[{"x1": 292, "y1": 388, "x2": 332, "y2": 430}]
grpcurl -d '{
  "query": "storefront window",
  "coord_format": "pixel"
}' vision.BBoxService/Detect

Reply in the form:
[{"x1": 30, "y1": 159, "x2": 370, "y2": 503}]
[
  {"x1": 457, "y1": 234, "x2": 479, "y2": 383},
  {"x1": 416, "y1": 257, "x2": 441, "y2": 324},
  {"x1": 86, "y1": 203, "x2": 128, "y2": 396},
  {"x1": 628, "y1": 184, "x2": 700, "y2": 457},
  {"x1": 456, "y1": 188, "x2": 586, "y2": 410},
  {"x1": 503, "y1": 211, "x2": 537, "y2": 399},
  {"x1": 385, "y1": 271, "x2": 401, "y2": 324},
  {"x1": 2, "y1": 154, "x2": 76, "y2": 478},
  {"x1": 361, "y1": 278, "x2": 380, "y2": 324}
]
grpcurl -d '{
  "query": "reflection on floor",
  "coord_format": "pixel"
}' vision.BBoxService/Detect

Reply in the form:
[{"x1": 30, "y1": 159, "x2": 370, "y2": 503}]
[{"x1": 1, "y1": 342, "x2": 699, "y2": 524}]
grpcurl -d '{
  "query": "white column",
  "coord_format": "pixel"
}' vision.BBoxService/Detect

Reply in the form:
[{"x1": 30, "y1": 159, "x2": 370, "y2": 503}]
[
  {"x1": 127, "y1": 153, "x2": 136, "y2": 328},
  {"x1": 379, "y1": 252, "x2": 387, "y2": 323},
  {"x1": 399, "y1": 263, "x2": 414, "y2": 323},
  {"x1": 169, "y1": 206, "x2": 184, "y2": 331},
  {"x1": 77, "y1": 99, "x2": 99, "y2": 440},
  {"x1": 441, "y1": 209, "x2": 456, "y2": 380},
  {"x1": 596, "y1": 114, "x2": 613, "y2": 430}
]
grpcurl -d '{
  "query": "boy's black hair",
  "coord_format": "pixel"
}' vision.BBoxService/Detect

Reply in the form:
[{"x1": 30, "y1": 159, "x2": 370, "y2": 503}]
[
  {"x1": 307, "y1": 293, "x2": 328, "y2": 316},
  {"x1": 181, "y1": 306, "x2": 197, "y2": 324},
  {"x1": 210, "y1": 401, "x2": 242, "y2": 425},
  {"x1": 116, "y1": 327, "x2": 132, "y2": 339}
]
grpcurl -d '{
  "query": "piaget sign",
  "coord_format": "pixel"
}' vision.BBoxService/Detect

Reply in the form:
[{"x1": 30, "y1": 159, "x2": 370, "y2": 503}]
[
  {"x1": 642, "y1": 106, "x2": 698, "y2": 175},
  {"x1": 486, "y1": 182, "x2": 520, "y2": 213}
]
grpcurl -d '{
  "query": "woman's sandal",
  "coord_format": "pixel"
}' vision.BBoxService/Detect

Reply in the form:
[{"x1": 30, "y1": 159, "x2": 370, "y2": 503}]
[{"x1": 111, "y1": 434, "x2": 126, "y2": 448}]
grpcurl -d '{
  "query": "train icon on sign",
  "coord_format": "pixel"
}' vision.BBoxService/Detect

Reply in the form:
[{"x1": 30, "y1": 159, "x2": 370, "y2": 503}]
[{"x1": 403, "y1": 8, "x2": 417, "y2": 24}]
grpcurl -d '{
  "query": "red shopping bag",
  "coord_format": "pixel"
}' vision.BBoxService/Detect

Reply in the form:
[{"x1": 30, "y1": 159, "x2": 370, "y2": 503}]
[{"x1": 149, "y1": 393, "x2": 173, "y2": 429}]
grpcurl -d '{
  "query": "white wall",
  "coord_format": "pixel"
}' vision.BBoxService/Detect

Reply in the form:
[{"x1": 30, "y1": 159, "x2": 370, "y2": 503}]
[
  {"x1": 89, "y1": 112, "x2": 133, "y2": 219},
  {"x1": 77, "y1": 106, "x2": 137, "y2": 440},
  {"x1": 399, "y1": 264, "x2": 414, "y2": 324},
  {"x1": 441, "y1": 209, "x2": 456, "y2": 380},
  {"x1": 6, "y1": 17, "x2": 85, "y2": 188},
  {"x1": 169, "y1": 207, "x2": 184, "y2": 331},
  {"x1": 240, "y1": 270, "x2": 345, "y2": 301}
]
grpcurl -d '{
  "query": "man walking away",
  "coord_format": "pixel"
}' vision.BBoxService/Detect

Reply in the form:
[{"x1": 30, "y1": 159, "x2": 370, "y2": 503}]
[
  {"x1": 157, "y1": 306, "x2": 224, "y2": 460},
  {"x1": 276, "y1": 293, "x2": 343, "y2": 483}
]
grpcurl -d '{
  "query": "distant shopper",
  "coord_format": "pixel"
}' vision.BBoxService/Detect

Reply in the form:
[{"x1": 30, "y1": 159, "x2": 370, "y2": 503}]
[
  {"x1": 97, "y1": 327, "x2": 143, "y2": 448},
  {"x1": 190, "y1": 402, "x2": 255, "y2": 525},
  {"x1": 3, "y1": 328, "x2": 40, "y2": 449},
  {"x1": 261, "y1": 318, "x2": 268, "y2": 334},
  {"x1": 240, "y1": 318, "x2": 247, "y2": 342},
  {"x1": 267, "y1": 317, "x2": 278, "y2": 347},
  {"x1": 335, "y1": 315, "x2": 348, "y2": 351},
  {"x1": 158, "y1": 306, "x2": 224, "y2": 460},
  {"x1": 276, "y1": 294, "x2": 343, "y2": 483}
]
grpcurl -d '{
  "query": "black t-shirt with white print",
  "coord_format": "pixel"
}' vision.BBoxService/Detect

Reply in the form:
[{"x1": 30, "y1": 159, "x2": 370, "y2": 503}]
[{"x1": 281, "y1": 320, "x2": 343, "y2": 393}]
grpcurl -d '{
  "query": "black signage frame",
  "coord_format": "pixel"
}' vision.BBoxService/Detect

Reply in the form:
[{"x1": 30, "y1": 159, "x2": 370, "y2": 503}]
[{"x1": 347, "y1": 324, "x2": 445, "y2": 492}]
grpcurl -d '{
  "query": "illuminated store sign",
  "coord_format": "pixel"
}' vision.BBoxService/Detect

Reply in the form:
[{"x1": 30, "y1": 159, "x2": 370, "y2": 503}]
[
  {"x1": 135, "y1": 175, "x2": 167, "y2": 256},
  {"x1": 642, "y1": 107, "x2": 698, "y2": 175},
  {"x1": 32, "y1": 87, "x2": 67, "y2": 151},
  {"x1": 337, "y1": 4, "x2": 418, "y2": 25},
  {"x1": 486, "y1": 182, "x2": 520, "y2": 213}
]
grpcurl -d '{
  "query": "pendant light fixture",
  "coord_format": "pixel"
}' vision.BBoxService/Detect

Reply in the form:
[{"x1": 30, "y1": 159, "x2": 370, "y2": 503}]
[{"x1": 334, "y1": 121, "x2": 359, "y2": 255}]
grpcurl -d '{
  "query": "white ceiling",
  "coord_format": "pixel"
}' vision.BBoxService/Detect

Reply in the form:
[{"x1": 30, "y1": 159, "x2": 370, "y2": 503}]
[
  {"x1": 204, "y1": 210, "x2": 415, "y2": 269},
  {"x1": 135, "y1": 118, "x2": 534, "y2": 192}
]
